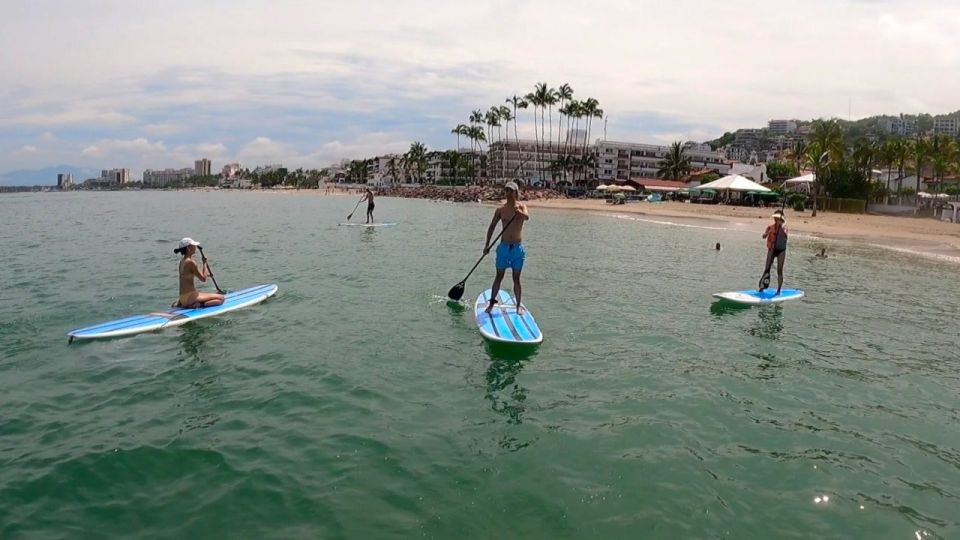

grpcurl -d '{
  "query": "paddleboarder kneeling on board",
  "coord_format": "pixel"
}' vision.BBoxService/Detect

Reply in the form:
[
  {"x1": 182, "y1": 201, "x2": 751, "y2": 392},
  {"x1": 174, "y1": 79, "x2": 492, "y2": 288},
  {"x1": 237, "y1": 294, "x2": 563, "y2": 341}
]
[
  {"x1": 173, "y1": 238, "x2": 224, "y2": 308},
  {"x1": 484, "y1": 181, "x2": 529, "y2": 315},
  {"x1": 760, "y1": 211, "x2": 788, "y2": 295},
  {"x1": 363, "y1": 188, "x2": 375, "y2": 224}
]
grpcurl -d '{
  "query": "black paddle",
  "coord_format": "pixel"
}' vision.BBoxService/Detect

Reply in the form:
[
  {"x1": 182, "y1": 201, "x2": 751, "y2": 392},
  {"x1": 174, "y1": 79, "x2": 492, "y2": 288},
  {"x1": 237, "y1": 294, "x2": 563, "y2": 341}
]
[
  {"x1": 347, "y1": 195, "x2": 365, "y2": 221},
  {"x1": 197, "y1": 246, "x2": 226, "y2": 294},
  {"x1": 448, "y1": 213, "x2": 518, "y2": 301}
]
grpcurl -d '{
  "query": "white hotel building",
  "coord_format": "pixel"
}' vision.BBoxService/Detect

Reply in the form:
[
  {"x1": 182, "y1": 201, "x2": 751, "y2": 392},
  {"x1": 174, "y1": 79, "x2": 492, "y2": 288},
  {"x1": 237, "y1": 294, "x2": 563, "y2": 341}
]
[{"x1": 594, "y1": 141, "x2": 730, "y2": 183}]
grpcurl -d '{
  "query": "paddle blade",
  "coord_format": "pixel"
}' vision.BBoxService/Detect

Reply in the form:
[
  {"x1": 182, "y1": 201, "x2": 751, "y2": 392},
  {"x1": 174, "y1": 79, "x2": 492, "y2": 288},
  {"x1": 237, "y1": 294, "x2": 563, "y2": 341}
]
[
  {"x1": 447, "y1": 282, "x2": 465, "y2": 301},
  {"x1": 758, "y1": 272, "x2": 771, "y2": 291}
]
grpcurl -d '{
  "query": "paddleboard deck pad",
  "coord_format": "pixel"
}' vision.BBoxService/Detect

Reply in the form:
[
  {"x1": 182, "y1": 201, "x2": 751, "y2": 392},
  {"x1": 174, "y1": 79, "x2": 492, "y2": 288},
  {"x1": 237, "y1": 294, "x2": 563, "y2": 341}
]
[
  {"x1": 474, "y1": 289, "x2": 543, "y2": 344},
  {"x1": 713, "y1": 288, "x2": 804, "y2": 305},
  {"x1": 68, "y1": 284, "x2": 278, "y2": 342}
]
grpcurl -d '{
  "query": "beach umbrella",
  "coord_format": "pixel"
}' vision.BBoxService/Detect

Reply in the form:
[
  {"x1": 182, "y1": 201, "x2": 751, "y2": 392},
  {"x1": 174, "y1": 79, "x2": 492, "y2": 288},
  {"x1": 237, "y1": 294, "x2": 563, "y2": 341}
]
[{"x1": 619, "y1": 185, "x2": 636, "y2": 192}]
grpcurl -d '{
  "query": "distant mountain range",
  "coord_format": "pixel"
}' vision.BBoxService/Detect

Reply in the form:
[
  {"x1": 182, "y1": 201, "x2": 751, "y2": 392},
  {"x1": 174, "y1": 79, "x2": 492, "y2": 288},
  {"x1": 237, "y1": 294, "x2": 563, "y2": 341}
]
[{"x1": 0, "y1": 165, "x2": 99, "y2": 186}]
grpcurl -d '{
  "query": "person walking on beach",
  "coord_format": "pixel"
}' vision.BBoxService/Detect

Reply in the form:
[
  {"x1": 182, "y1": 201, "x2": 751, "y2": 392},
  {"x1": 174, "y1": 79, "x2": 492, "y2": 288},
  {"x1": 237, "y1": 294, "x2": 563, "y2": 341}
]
[
  {"x1": 362, "y1": 188, "x2": 376, "y2": 224},
  {"x1": 760, "y1": 211, "x2": 788, "y2": 295},
  {"x1": 173, "y1": 238, "x2": 224, "y2": 308},
  {"x1": 484, "y1": 181, "x2": 530, "y2": 315}
]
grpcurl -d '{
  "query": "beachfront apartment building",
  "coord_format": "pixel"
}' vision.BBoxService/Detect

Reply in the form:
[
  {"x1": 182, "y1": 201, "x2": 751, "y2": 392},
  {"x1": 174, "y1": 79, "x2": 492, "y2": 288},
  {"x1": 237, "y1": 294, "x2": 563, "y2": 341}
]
[
  {"x1": 194, "y1": 158, "x2": 212, "y2": 177},
  {"x1": 594, "y1": 140, "x2": 730, "y2": 183},
  {"x1": 143, "y1": 167, "x2": 194, "y2": 186},
  {"x1": 365, "y1": 155, "x2": 406, "y2": 186},
  {"x1": 881, "y1": 115, "x2": 917, "y2": 136},
  {"x1": 768, "y1": 120, "x2": 797, "y2": 135},
  {"x1": 933, "y1": 116, "x2": 959, "y2": 136},
  {"x1": 97, "y1": 168, "x2": 130, "y2": 185},
  {"x1": 487, "y1": 131, "x2": 589, "y2": 186}
]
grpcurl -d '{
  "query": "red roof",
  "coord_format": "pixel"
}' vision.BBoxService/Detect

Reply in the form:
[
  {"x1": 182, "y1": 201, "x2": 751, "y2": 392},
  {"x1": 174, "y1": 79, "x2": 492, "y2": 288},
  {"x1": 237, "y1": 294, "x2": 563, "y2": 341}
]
[{"x1": 627, "y1": 178, "x2": 688, "y2": 189}]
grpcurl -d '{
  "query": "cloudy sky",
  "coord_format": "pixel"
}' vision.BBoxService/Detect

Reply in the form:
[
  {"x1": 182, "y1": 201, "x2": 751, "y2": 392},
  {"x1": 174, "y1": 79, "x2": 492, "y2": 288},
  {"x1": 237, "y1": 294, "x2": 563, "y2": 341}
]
[{"x1": 2, "y1": 0, "x2": 959, "y2": 177}]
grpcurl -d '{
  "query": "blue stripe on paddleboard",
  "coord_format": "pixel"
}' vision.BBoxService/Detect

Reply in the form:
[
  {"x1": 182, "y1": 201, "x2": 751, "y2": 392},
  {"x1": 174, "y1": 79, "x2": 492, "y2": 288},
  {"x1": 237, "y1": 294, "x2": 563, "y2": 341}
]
[
  {"x1": 482, "y1": 290, "x2": 515, "y2": 340},
  {"x1": 494, "y1": 289, "x2": 539, "y2": 342},
  {"x1": 521, "y1": 311, "x2": 542, "y2": 339},
  {"x1": 506, "y1": 310, "x2": 534, "y2": 341},
  {"x1": 70, "y1": 284, "x2": 276, "y2": 336},
  {"x1": 480, "y1": 290, "x2": 503, "y2": 339},
  {"x1": 82, "y1": 285, "x2": 272, "y2": 334}
]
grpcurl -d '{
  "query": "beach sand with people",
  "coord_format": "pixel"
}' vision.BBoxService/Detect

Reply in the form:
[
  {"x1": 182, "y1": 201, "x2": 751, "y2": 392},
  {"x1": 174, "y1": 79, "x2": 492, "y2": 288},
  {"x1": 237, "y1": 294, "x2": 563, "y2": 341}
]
[{"x1": 522, "y1": 198, "x2": 960, "y2": 262}]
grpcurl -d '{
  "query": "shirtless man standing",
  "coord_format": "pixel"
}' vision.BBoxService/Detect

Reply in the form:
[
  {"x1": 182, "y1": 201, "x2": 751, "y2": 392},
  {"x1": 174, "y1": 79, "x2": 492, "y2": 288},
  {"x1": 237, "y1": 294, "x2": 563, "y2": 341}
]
[{"x1": 483, "y1": 181, "x2": 530, "y2": 315}]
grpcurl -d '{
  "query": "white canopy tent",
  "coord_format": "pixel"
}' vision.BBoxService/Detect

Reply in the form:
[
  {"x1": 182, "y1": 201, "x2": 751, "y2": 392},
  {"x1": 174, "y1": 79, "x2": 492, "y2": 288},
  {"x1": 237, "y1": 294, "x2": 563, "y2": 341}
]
[
  {"x1": 784, "y1": 173, "x2": 815, "y2": 185},
  {"x1": 696, "y1": 174, "x2": 771, "y2": 192}
]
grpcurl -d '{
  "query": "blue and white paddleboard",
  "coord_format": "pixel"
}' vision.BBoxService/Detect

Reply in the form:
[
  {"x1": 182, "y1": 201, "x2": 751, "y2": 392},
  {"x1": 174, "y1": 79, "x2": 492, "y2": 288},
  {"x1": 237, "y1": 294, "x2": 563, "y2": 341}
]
[
  {"x1": 338, "y1": 222, "x2": 396, "y2": 227},
  {"x1": 713, "y1": 288, "x2": 804, "y2": 305},
  {"x1": 474, "y1": 289, "x2": 543, "y2": 345},
  {"x1": 68, "y1": 284, "x2": 278, "y2": 342}
]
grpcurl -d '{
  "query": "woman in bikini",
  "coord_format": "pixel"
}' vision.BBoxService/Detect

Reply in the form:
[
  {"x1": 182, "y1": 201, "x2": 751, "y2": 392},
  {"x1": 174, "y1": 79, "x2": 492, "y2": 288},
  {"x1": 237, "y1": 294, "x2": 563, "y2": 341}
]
[{"x1": 173, "y1": 238, "x2": 224, "y2": 308}]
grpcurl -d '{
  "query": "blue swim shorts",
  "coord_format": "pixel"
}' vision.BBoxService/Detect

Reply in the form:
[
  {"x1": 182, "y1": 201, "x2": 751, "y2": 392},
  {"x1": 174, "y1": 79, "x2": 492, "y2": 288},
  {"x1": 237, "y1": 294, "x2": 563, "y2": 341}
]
[{"x1": 495, "y1": 242, "x2": 525, "y2": 271}]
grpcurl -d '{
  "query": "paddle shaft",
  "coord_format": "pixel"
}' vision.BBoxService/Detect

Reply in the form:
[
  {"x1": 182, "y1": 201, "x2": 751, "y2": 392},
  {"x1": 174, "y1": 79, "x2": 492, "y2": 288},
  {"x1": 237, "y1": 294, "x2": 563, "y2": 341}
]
[
  {"x1": 347, "y1": 195, "x2": 365, "y2": 220},
  {"x1": 197, "y1": 247, "x2": 225, "y2": 294},
  {"x1": 459, "y1": 213, "x2": 519, "y2": 284}
]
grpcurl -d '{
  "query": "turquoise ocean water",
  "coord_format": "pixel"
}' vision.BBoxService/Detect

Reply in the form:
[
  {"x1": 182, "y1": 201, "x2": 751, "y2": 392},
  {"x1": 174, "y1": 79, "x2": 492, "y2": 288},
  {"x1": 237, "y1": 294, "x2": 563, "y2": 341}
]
[{"x1": 1, "y1": 191, "x2": 958, "y2": 539}]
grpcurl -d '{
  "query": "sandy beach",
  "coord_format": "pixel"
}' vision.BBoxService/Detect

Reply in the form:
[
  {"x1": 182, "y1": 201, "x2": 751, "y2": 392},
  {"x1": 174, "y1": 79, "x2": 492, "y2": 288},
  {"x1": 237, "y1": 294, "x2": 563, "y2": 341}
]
[{"x1": 524, "y1": 198, "x2": 960, "y2": 263}]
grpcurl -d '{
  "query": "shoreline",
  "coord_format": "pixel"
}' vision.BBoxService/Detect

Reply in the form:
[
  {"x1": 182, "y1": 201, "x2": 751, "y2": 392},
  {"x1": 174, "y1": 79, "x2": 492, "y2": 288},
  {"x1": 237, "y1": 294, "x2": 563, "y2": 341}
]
[{"x1": 522, "y1": 199, "x2": 960, "y2": 264}]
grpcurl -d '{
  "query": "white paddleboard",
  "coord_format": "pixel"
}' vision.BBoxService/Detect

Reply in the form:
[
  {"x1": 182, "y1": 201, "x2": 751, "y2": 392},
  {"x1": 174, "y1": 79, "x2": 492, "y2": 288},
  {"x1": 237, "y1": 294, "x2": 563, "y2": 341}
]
[
  {"x1": 713, "y1": 288, "x2": 804, "y2": 305},
  {"x1": 474, "y1": 289, "x2": 543, "y2": 345},
  {"x1": 68, "y1": 284, "x2": 278, "y2": 341},
  {"x1": 338, "y1": 222, "x2": 396, "y2": 227}
]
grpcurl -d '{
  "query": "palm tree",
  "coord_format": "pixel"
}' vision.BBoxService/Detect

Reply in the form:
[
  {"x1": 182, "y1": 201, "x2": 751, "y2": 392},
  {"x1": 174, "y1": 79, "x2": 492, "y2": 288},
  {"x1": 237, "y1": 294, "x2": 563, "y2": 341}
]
[
  {"x1": 545, "y1": 86, "x2": 558, "y2": 181},
  {"x1": 405, "y1": 141, "x2": 428, "y2": 184},
  {"x1": 879, "y1": 139, "x2": 896, "y2": 204},
  {"x1": 349, "y1": 160, "x2": 368, "y2": 184},
  {"x1": 485, "y1": 107, "x2": 501, "y2": 180},
  {"x1": 556, "y1": 83, "x2": 574, "y2": 158},
  {"x1": 452, "y1": 124, "x2": 468, "y2": 152},
  {"x1": 506, "y1": 95, "x2": 528, "y2": 182},
  {"x1": 807, "y1": 119, "x2": 845, "y2": 216},
  {"x1": 497, "y1": 105, "x2": 513, "y2": 180},
  {"x1": 893, "y1": 137, "x2": 910, "y2": 204},
  {"x1": 786, "y1": 140, "x2": 808, "y2": 179},
  {"x1": 911, "y1": 137, "x2": 931, "y2": 199},
  {"x1": 930, "y1": 135, "x2": 956, "y2": 194},
  {"x1": 657, "y1": 141, "x2": 692, "y2": 180}
]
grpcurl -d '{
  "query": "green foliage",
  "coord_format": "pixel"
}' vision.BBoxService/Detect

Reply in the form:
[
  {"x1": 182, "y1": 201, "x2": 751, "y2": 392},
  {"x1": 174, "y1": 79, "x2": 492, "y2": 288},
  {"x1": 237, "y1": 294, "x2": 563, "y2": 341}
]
[
  {"x1": 821, "y1": 160, "x2": 871, "y2": 199},
  {"x1": 709, "y1": 132, "x2": 735, "y2": 150},
  {"x1": 657, "y1": 141, "x2": 693, "y2": 179},
  {"x1": 766, "y1": 160, "x2": 798, "y2": 181}
]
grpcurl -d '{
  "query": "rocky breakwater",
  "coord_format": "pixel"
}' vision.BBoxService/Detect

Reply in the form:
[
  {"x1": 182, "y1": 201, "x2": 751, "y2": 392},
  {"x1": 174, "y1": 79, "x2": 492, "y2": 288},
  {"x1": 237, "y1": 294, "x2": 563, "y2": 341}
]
[{"x1": 381, "y1": 186, "x2": 566, "y2": 202}]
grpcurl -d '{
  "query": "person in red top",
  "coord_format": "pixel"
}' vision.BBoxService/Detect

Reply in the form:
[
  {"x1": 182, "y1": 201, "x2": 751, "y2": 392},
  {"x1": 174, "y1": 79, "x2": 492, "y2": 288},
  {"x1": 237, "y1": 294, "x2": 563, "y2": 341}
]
[{"x1": 760, "y1": 210, "x2": 788, "y2": 294}]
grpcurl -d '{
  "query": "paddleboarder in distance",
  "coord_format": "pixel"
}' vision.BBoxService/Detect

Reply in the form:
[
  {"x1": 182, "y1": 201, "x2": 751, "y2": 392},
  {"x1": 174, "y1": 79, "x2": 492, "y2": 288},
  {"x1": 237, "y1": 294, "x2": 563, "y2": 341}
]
[
  {"x1": 173, "y1": 238, "x2": 224, "y2": 308},
  {"x1": 362, "y1": 187, "x2": 375, "y2": 224},
  {"x1": 760, "y1": 210, "x2": 788, "y2": 295},
  {"x1": 484, "y1": 181, "x2": 529, "y2": 315}
]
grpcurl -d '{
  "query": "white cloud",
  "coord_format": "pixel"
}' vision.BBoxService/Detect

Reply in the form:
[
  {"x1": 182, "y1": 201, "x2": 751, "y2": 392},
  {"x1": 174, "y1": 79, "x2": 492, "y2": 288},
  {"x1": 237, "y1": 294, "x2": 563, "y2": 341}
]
[
  {"x1": 3, "y1": 0, "x2": 960, "y2": 173},
  {"x1": 81, "y1": 145, "x2": 102, "y2": 157},
  {"x1": 142, "y1": 123, "x2": 180, "y2": 136},
  {"x1": 16, "y1": 145, "x2": 38, "y2": 154},
  {"x1": 195, "y1": 143, "x2": 228, "y2": 156},
  {"x1": 39, "y1": 132, "x2": 58, "y2": 143}
]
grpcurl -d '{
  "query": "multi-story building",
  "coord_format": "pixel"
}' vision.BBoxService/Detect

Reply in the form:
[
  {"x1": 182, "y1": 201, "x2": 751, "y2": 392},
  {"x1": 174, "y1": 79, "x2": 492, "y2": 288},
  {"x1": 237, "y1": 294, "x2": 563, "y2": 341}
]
[
  {"x1": 768, "y1": 120, "x2": 797, "y2": 135},
  {"x1": 57, "y1": 173, "x2": 73, "y2": 189},
  {"x1": 365, "y1": 155, "x2": 405, "y2": 186},
  {"x1": 594, "y1": 140, "x2": 730, "y2": 183},
  {"x1": 487, "y1": 133, "x2": 582, "y2": 186},
  {"x1": 99, "y1": 168, "x2": 130, "y2": 185},
  {"x1": 882, "y1": 114, "x2": 917, "y2": 136},
  {"x1": 733, "y1": 129, "x2": 763, "y2": 151},
  {"x1": 194, "y1": 158, "x2": 212, "y2": 177},
  {"x1": 932, "y1": 116, "x2": 959, "y2": 136},
  {"x1": 143, "y1": 168, "x2": 194, "y2": 187}
]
